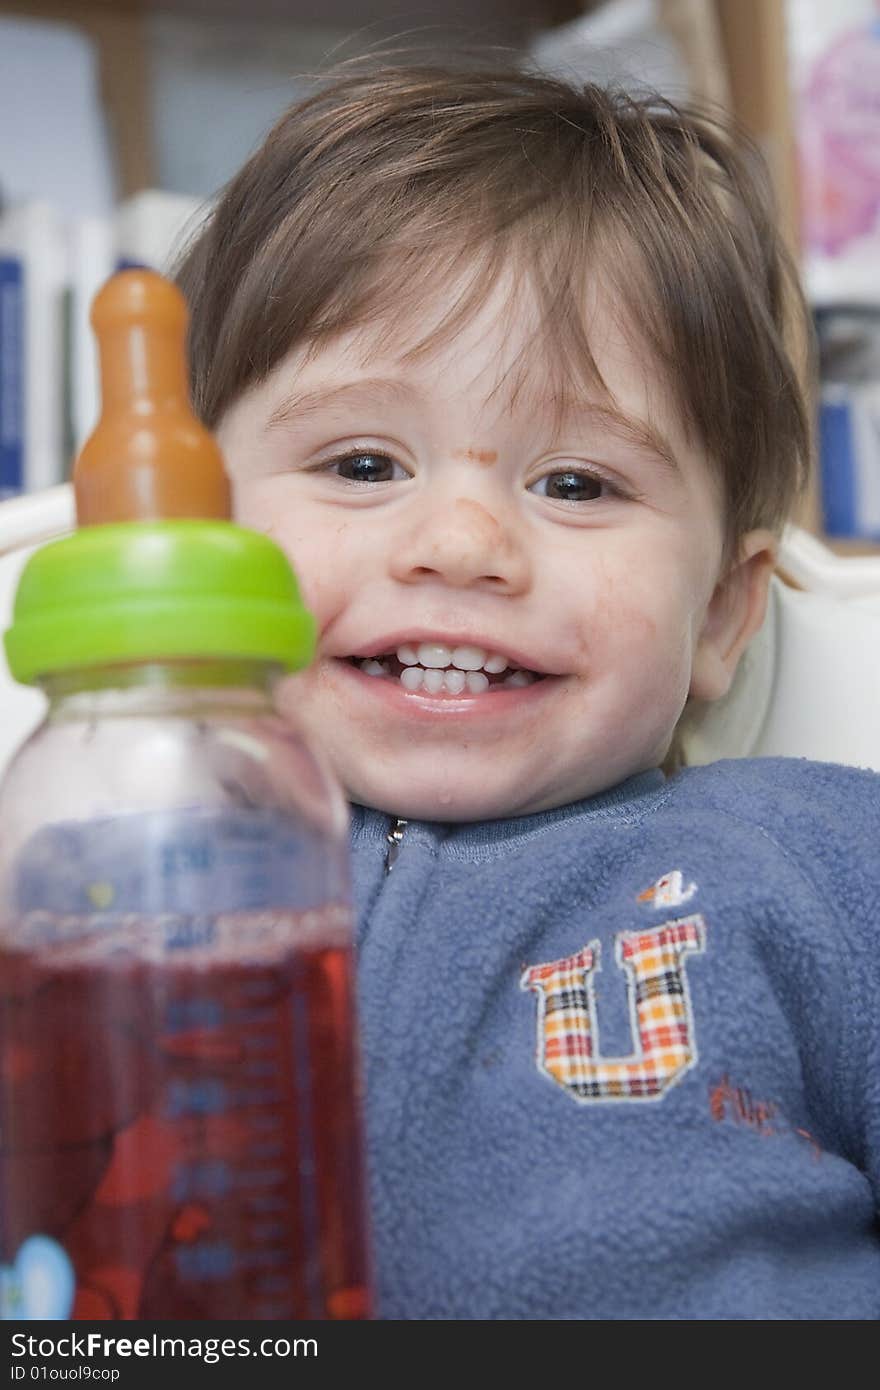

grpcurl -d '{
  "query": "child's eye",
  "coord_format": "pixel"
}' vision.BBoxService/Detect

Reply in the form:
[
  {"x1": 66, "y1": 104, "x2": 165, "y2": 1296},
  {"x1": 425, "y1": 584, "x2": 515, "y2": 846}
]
[
  {"x1": 529, "y1": 470, "x2": 611, "y2": 502},
  {"x1": 318, "y1": 451, "x2": 408, "y2": 484}
]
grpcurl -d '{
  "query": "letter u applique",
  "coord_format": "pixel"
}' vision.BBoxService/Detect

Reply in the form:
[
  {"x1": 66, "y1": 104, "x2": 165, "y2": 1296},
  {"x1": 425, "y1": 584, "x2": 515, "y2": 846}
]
[{"x1": 520, "y1": 916, "x2": 706, "y2": 1102}]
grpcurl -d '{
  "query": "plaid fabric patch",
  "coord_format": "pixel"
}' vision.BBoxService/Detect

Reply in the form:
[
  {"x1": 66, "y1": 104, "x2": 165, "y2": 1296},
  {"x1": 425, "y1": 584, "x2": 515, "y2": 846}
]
[{"x1": 520, "y1": 915, "x2": 706, "y2": 1103}]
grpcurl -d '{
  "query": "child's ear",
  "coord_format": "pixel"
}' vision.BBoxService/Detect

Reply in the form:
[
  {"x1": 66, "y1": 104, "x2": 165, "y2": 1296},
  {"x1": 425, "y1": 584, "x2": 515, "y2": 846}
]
[{"x1": 690, "y1": 529, "x2": 778, "y2": 703}]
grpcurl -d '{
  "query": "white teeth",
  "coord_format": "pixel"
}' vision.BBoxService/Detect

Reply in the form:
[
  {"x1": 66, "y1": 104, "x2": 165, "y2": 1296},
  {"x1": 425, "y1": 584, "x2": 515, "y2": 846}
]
[
  {"x1": 396, "y1": 642, "x2": 512, "y2": 673},
  {"x1": 423, "y1": 668, "x2": 445, "y2": 694},
  {"x1": 370, "y1": 642, "x2": 541, "y2": 693},
  {"x1": 391, "y1": 661, "x2": 536, "y2": 695},
  {"x1": 417, "y1": 642, "x2": 453, "y2": 668},
  {"x1": 399, "y1": 666, "x2": 478, "y2": 695},
  {"x1": 483, "y1": 652, "x2": 508, "y2": 673},
  {"x1": 465, "y1": 671, "x2": 490, "y2": 694},
  {"x1": 400, "y1": 666, "x2": 425, "y2": 691},
  {"x1": 450, "y1": 644, "x2": 485, "y2": 671},
  {"x1": 357, "y1": 646, "x2": 539, "y2": 694}
]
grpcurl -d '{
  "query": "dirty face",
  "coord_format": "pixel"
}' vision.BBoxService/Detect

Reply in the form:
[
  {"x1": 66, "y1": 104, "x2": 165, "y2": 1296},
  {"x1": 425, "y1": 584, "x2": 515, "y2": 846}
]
[{"x1": 218, "y1": 274, "x2": 735, "y2": 820}]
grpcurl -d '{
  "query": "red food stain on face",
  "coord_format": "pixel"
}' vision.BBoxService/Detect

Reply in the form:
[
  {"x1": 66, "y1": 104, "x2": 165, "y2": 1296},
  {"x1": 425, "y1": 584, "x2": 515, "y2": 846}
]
[
  {"x1": 452, "y1": 497, "x2": 504, "y2": 544},
  {"x1": 452, "y1": 447, "x2": 498, "y2": 466}
]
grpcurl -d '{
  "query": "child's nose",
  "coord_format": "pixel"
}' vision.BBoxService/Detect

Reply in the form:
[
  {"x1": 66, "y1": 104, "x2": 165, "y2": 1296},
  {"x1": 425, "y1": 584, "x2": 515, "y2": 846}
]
[{"x1": 389, "y1": 494, "x2": 531, "y2": 593}]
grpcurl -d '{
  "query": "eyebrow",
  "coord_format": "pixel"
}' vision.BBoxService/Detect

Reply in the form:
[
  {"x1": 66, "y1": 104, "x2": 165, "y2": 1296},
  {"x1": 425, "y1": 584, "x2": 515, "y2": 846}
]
[
  {"x1": 267, "y1": 374, "x2": 681, "y2": 475},
  {"x1": 554, "y1": 400, "x2": 682, "y2": 477},
  {"x1": 267, "y1": 377, "x2": 423, "y2": 430}
]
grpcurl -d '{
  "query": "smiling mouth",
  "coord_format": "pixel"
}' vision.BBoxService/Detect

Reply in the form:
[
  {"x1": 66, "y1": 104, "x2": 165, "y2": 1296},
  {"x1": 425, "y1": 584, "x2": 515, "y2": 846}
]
[{"x1": 344, "y1": 641, "x2": 549, "y2": 695}]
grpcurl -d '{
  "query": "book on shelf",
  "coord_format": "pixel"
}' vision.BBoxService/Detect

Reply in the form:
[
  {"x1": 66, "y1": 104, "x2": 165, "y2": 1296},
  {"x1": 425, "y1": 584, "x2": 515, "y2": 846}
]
[
  {"x1": 0, "y1": 202, "x2": 67, "y2": 500},
  {"x1": 0, "y1": 190, "x2": 205, "y2": 498}
]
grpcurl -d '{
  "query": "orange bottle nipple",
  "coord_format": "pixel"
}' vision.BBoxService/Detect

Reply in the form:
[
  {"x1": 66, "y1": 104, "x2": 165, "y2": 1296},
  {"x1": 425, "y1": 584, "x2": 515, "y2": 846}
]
[{"x1": 73, "y1": 269, "x2": 231, "y2": 526}]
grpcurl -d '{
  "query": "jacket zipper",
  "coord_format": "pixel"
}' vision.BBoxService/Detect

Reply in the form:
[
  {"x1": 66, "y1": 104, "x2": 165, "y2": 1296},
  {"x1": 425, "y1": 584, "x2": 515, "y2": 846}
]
[{"x1": 384, "y1": 817, "x2": 408, "y2": 873}]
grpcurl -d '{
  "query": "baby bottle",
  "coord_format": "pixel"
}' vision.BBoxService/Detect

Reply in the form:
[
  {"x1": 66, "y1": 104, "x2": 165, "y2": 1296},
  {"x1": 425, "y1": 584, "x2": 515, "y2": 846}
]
[{"x1": 0, "y1": 271, "x2": 371, "y2": 1321}]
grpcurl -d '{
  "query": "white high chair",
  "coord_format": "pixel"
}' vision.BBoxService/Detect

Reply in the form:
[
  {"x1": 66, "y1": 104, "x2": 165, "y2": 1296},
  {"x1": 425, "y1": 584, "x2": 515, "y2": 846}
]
[{"x1": 0, "y1": 483, "x2": 879, "y2": 776}]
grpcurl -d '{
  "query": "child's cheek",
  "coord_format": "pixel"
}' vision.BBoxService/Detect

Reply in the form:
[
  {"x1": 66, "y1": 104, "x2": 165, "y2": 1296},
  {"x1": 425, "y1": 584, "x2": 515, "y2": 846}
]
[
  {"x1": 230, "y1": 483, "x2": 337, "y2": 630},
  {"x1": 567, "y1": 553, "x2": 665, "y2": 655},
  {"x1": 276, "y1": 539, "x2": 343, "y2": 638},
  {"x1": 580, "y1": 559, "x2": 694, "y2": 703},
  {"x1": 230, "y1": 478, "x2": 280, "y2": 538}
]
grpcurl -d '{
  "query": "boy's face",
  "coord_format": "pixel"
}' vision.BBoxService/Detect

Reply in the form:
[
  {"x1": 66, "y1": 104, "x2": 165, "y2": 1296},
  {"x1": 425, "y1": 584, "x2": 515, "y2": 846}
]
[{"x1": 219, "y1": 275, "x2": 769, "y2": 820}]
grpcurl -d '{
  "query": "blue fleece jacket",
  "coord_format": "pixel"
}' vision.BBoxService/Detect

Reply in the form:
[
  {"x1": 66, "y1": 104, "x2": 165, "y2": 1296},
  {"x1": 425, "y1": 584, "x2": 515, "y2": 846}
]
[{"x1": 349, "y1": 757, "x2": 880, "y2": 1320}]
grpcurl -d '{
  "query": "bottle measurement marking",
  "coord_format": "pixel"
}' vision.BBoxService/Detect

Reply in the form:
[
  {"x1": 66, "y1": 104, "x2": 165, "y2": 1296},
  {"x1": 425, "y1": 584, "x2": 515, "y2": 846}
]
[
  {"x1": 248, "y1": 1113, "x2": 283, "y2": 1131},
  {"x1": 166, "y1": 970, "x2": 301, "y2": 1302},
  {"x1": 247, "y1": 1142, "x2": 284, "y2": 1160},
  {"x1": 239, "y1": 1008, "x2": 279, "y2": 1025},
  {"x1": 240, "y1": 976, "x2": 281, "y2": 996},
  {"x1": 247, "y1": 1221, "x2": 288, "y2": 1241},
  {"x1": 232, "y1": 1086, "x2": 285, "y2": 1107},
  {"x1": 234, "y1": 1167, "x2": 288, "y2": 1189},
  {"x1": 241, "y1": 1248, "x2": 290, "y2": 1271},
  {"x1": 241, "y1": 1061, "x2": 278, "y2": 1078},
  {"x1": 245, "y1": 1193, "x2": 289, "y2": 1213},
  {"x1": 163, "y1": 964, "x2": 324, "y2": 1315}
]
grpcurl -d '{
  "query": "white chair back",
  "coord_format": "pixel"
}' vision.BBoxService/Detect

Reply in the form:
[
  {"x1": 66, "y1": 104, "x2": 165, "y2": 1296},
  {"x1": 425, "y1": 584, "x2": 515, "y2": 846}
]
[{"x1": 679, "y1": 537, "x2": 880, "y2": 771}]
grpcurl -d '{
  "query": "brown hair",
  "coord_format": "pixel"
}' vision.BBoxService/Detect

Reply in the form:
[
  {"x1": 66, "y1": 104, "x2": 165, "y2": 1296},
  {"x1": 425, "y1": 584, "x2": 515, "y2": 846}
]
[{"x1": 175, "y1": 54, "x2": 814, "y2": 560}]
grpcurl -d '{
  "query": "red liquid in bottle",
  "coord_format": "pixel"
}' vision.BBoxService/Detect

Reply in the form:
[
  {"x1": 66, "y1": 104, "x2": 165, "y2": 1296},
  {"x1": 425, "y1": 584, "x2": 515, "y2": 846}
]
[{"x1": 0, "y1": 930, "x2": 371, "y2": 1320}]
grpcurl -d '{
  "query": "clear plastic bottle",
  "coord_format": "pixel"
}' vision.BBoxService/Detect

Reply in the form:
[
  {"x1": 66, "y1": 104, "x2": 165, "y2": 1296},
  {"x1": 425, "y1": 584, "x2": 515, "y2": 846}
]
[{"x1": 0, "y1": 272, "x2": 371, "y2": 1321}]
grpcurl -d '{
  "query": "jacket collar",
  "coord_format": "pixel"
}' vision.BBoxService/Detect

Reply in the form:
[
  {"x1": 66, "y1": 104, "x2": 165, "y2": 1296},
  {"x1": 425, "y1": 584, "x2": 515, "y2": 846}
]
[{"x1": 348, "y1": 768, "x2": 666, "y2": 855}]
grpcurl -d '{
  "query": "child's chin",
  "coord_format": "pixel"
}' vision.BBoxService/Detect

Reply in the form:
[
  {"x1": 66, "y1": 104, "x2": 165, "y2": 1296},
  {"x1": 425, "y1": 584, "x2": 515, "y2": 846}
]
[{"x1": 347, "y1": 774, "x2": 549, "y2": 824}]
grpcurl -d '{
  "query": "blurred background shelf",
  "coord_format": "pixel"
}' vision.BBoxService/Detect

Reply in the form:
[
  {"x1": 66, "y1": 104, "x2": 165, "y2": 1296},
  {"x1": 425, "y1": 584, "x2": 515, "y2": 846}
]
[
  {"x1": 1, "y1": 1, "x2": 793, "y2": 212},
  {"x1": 1, "y1": 0, "x2": 878, "y2": 550}
]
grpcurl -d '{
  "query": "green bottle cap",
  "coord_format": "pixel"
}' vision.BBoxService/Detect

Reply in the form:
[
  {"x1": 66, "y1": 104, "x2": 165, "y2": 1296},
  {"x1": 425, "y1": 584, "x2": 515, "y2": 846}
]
[{"x1": 4, "y1": 521, "x2": 316, "y2": 685}]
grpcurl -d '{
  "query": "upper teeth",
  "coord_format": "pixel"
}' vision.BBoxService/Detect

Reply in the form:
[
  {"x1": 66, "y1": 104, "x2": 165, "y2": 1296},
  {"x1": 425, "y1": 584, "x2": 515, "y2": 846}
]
[{"x1": 397, "y1": 643, "x2": 509, "y2": 673}]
